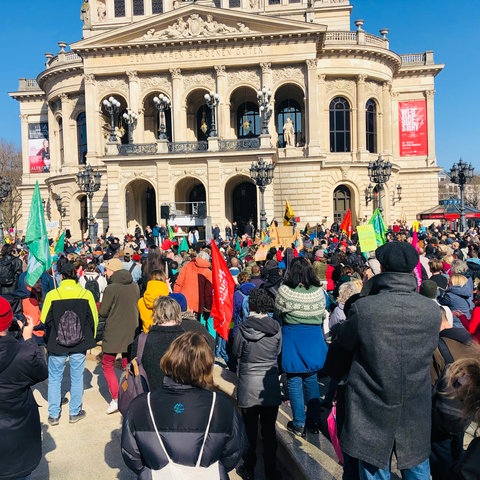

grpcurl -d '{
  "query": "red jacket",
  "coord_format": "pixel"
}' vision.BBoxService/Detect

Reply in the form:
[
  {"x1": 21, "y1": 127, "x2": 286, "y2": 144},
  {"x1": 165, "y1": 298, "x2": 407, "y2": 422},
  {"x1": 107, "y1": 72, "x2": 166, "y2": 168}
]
[{"x1": 460, "y1": 307, "x2": 480, "y2": 344}]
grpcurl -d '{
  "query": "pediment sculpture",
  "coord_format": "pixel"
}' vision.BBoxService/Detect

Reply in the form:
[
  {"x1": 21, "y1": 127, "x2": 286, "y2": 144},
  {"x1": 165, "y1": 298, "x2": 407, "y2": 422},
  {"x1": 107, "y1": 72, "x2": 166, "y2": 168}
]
[{"x1": 140, "y1": 14, "x2": 252, "y2": 40}]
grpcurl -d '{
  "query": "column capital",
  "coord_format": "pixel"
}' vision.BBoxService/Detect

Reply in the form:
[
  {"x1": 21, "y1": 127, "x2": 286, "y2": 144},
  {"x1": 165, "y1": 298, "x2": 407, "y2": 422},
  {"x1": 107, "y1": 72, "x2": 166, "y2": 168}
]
[
  {"x1": 83, "y1": 73, "x2": 96, "y2": 85},
  {"x1": 169, "y1": 68, "x2": 182, "y2": 80},
  {"x1": 306, "y1": 58, "x2": 317, "y2": 70},
  {"x1": 126, "y1": 70, "x2": 139, "y2": 82},
  {"x1": 357, "y1": 74, "x2": 367, "y2": 84},
  {"x1": 214, "y1": 65, "x2": 226, "y2": 76},
  {"x1": 260, "y1": 62, "x2": 271, "y2": 74}
]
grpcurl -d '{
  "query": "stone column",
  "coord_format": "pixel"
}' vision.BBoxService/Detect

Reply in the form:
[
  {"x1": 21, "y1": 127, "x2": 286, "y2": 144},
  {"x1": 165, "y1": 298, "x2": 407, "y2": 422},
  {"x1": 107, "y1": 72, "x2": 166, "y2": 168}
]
[
  {"x1": 317, "y1": 74, "x2": 328, "y2": 154},
  {"x1": 60, "y1": 94, "x2": 75, "y2": 167},
  {"x1": 425, "y1": 90, "x2": 436, "y2": 164},
  {"x1": 260, "y1": 63, "x2": 274, "y2": 136},
  {"x1": 47, "y1": 101, "x2": 57, "y2": 171},
  {"x1": 214, "y1": 65, "x2": 227, "y2": 139},
  {"x1": 126, "y1": 70, "x2": 140, "y2": 143},
  {"x1": 306, "y1": 59, "x2": 320, "y2": 156},
  {"x1": 169, "y1": 68, "x2": 184, "y2": 141},
  {"x1": 83, "y1": 73, "x2": 101, "y2": 159},
  {"x1": 356, "y1": 74, "x2": 367, "y2": 159},
  {"x1": 382, "y1": 81, "x2": 393, "y2": 156}
]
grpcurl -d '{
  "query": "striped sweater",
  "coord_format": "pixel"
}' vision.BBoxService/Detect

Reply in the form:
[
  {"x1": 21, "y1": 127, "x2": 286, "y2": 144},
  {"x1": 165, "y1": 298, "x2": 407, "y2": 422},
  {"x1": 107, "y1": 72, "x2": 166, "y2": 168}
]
[{"x1": 274, "y1": 284, "x2": 325, "y2": 325}]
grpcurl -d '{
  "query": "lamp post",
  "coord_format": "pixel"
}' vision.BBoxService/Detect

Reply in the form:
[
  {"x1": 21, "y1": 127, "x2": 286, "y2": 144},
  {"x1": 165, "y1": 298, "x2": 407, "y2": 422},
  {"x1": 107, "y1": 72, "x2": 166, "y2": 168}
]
[
  {"x1": 0, "y1": 177, "x2": 11, "y2": 245},
  {"x1": 153, "y1": 94, "x2": 171, "y2": 140},
  {"x1": 76, "y1": 165, "x2": 102, "y2": 242},
  {"x1": 204, "y1": 92, "x2": 220, "y2": 137},
  {"x1": 102, "y1": 96, "x2": 121, "y2": 142},
  {"x1": 257, "y1": 86, "x2": 273, "y2": 135},
  {"x1": 249, "y1": 157, "x2": 275, "y2": 233},
  {"x1": 366, "y1": 155, "x2": 392, "y2": 215},
  {"x1": 122, "y1": 109, "x2": 138, "y2": 144},
  {"x1": 449, "y1": 158, "x2": 474, "y2": 232}
]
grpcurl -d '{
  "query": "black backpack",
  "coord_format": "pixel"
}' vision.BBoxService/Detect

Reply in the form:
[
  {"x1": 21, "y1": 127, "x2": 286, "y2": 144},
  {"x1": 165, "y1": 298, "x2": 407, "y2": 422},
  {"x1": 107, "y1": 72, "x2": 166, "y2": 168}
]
[
  {"x1": 431, "y1": 338, "x2": 470, "y2": 435},
  {"x1": 0, "y1": 258, "x2": 15, "y2": 287},
  {"x1": 84, "y1": 274, "x2": 100, "y2": 303}
]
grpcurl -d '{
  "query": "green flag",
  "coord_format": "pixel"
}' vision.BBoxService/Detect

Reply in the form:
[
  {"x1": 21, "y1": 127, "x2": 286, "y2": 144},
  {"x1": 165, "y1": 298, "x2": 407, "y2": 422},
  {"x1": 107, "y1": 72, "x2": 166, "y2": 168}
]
[
  {"x1": 25, "y1": 182, "x2": 52, "y2": 287},
  {"x1": 178, "y1": 236, "x2": 189, "y2": 254},
  {"x1": 235, "y1": 238, "x2": 241, "y2": 252},
  {"x1": 54, "y1": 231, "x2": 65, "y2": 254},
  {"x1": 368, "y1": 208, "x2": 387, "y2": 246},
  {"x1": 168, "y1": 225, "x2": 175, "y2": 240}
]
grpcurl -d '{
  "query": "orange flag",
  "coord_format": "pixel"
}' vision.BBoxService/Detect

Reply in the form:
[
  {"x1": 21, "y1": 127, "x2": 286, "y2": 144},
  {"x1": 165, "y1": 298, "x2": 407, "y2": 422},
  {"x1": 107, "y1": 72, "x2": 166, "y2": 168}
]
[{"x1": 339, "y1": 209, "x2": 353, "y2": 239}]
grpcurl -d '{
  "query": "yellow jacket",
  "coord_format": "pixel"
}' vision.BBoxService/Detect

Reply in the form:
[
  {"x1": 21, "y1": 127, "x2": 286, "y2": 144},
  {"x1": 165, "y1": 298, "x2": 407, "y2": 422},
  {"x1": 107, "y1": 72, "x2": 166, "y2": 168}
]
[{"x1": 138, "y1": 280, "x2": 169, "y2": 333}]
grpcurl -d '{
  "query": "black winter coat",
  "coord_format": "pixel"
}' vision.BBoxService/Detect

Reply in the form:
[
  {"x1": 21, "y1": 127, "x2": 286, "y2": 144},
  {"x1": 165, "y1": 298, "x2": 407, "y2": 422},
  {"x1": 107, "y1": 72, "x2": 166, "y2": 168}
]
[
  {"x1": 121, "y1": 378, "x2": 246, "y2": 480},
  {"x1": 0, "y1": 254, "x2": 22, "y2": 295},
  {"x1": 0, "y1": 336, "x2": 48, "y2": 480}
]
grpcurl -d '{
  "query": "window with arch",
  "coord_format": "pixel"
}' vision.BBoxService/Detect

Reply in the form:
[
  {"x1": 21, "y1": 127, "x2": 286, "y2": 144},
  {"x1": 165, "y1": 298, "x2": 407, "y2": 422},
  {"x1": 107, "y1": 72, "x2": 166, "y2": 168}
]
[
  {"x1": 133, "y1": 0, "x2": 144, "y2": 15},
  {"x1": 58, "y1": 117, "x2": 64, "y2": 165},
  {"x1": 333, "y1": 185, "x2": 351, "y2": 223},
  {"x1": 196, "y1": 106, "x2": 213, "y2": 141},
  {"x1": 276, "y1": 99, "x2": 302, "y2": 147},
  {"x1": 237, "y1": 102, "x2": 261, "y2": 138},
  {"x1": 329, "y1": 97, "x2": 351, "y2": 152},
  {"x1": 114, "y1": 0, "x2": 125, "y2": 17},
  {"x1": 76, "y1": 112, "x2": 87, "y2": 165},
  {"x1": 152, "y1": 0, "x2": 163, "y2": 13},
  {"x1": 366, "y1": 98, "x2": 377, "y2": 153}
]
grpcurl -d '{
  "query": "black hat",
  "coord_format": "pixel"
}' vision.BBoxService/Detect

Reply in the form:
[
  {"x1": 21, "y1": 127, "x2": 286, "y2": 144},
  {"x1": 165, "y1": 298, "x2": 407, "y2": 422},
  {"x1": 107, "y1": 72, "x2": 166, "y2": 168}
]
[
  {"x1": 61, "y1": 262, "x2": 76, "y2": 276},
  {"x1": 419, "y1": 280, "x2": 438, "y2": 299},
  {"x1": 375, "y1": 242, "x2": 419, "y2": 273}
]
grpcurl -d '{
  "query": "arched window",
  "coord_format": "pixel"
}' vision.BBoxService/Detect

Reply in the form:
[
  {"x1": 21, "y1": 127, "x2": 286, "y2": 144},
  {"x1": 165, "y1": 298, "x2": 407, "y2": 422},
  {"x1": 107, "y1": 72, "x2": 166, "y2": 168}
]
[
  {"x1": 237, "y1": 102, "x2": 260, "y2": 138},
  {"x1": 152, "y1": 0, "x2": 163, "y2": 13},
  {"x1": 366, "y1": 98, "x2": 377, "y2": 153},
  {"x1": 329, "y1": 97, "x2": 351, "y2": 152},
  {"x1": 114, "y1": 0, "x2": 125, "y2": 17},
  {"x1": 196, "y1": 106, "x2": 213, "y2": 141},
  {"x1": 76, "y1": 112, "x2": 87, "y2": 165},
  {"x1": 333, "y1": 185, "x2": 351, "y2": 223},
  {"x1": 276, "y1": 99, "x2": 302, "y2": 147},
  {"x1": 58, "y1": 118, "x2": 64, "y2": 165},
  {"x1": 133, "y1": 0, "x2": 144, "y2": 15}
]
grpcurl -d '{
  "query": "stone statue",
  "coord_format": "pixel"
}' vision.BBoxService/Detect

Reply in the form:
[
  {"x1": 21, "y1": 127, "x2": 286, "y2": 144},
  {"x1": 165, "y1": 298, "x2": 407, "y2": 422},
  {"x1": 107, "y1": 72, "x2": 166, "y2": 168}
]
[
  {"x1": 237, "y1": 22, "x2": 250, "y2": 33},
  {"x1": 283, "y1": 117, "x2": 295, "y2": 147},
  {"x1": 80, "y1": 0, "x2": 91, "y2": 28},
  {"x1": 97, "y1": 0, "x2": 106, "y2": 22}
]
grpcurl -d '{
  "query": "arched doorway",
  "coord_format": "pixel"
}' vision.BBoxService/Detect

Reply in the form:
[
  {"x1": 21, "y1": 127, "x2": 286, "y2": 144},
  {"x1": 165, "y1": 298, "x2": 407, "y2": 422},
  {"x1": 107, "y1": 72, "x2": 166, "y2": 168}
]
[
  {"x1": 333, "y1": 185, "x2": 352, "y2": 224},
  {"x1": 125, "y1": 179, "x2": 157, "y2": 232},
  {"x1": 232, "y1": 182, "x2": 257, "y2": 235}
]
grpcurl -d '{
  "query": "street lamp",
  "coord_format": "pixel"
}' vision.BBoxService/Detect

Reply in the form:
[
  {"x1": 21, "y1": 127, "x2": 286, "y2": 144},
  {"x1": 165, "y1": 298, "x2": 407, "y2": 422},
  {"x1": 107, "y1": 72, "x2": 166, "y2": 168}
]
[
  {"x1": 0, "y1": 177, "x2": 11, "y2": 245},
  {"x1": 257, "y1": 86, "x2": 273, "y2": 135},
  {"x1": 153, "y1": 94, "x2": 171, "y2": 140},
  {"x1": 122, "y1": 109, "x2": 138, "y2": 144},
  {"x1": 204, "y1": 92, "x2": 220, "y2": 137},
  {"x1": 76, "y1": 165, "x2": 102, "y2": 242},
  {"x1": 102, "y1": 96, "x2": 121, "y2": 142},
  {"x1": 366, "y1": 155, "x2": 392, "y2": 214},
  {"x1": 449, "y1": 158, "x2": 474, "y2": 232},
  {"x1": 249, "y1": 157, "x2": 275, "y2": 233}
]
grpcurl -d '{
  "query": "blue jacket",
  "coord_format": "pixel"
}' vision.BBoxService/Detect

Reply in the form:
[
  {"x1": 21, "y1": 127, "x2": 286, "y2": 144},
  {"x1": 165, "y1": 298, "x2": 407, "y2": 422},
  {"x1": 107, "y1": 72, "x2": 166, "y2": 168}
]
[
  {"x1": 439, "y1": 283, "x2": 474, "y2": 322},
  {"x1": 231, "y1": 282, "x2": 256, "y2": 337}
]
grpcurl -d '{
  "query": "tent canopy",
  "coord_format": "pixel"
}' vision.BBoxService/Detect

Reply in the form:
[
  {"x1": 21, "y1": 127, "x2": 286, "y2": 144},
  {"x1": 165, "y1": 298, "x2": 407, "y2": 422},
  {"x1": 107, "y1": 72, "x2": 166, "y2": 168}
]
[{"x1": 418, "y1": 197, "x2": 480, "y2": 220}]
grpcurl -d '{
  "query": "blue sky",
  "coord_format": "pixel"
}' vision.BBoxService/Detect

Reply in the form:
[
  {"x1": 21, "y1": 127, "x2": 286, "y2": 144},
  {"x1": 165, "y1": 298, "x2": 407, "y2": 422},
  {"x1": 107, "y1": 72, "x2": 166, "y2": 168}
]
[{"x1": 1, "y1": 1, "x2": 478, "y2": 171}]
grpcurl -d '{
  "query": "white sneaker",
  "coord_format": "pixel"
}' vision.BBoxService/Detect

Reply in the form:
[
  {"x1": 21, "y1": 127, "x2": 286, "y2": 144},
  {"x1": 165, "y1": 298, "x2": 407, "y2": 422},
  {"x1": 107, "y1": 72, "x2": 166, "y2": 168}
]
[{"x1": 106, "y1": 399, "x2": 118, "y2": 414}]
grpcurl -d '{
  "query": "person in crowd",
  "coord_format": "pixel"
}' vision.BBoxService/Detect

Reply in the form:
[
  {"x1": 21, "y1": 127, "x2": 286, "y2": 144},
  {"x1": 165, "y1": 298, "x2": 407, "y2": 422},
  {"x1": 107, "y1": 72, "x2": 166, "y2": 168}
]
[
  {"x1": 250, "y1": 264, "x2": 264, "y2": 288},
  {"x1": 336, "y1": 241, "x2": 441, "y2": 479},
  {"x1": 41, "y1": 263, "x2": 98, "y2": 425},
  {"x1": 274, "y1": 257, "x2": 327, "y2": 437},
  {"x1": 0, "y1": 297, "x2": 48, "y2": 480},
  {"x1": 138, "y1": 269, "x2": 170, "y2": 333},
  {"x1": 122, "y1": 247, "x2": 142, "y2": 284},
  {"x1": 0, "y1": 243, "x2": 23, "y2": 295},
  {"x1": 429, "y1": 258, "x2": 449, "y2": 294},
  {"x1": 458, "y1": 290, "x2": 480, "y2": 343},
  {"x1": 139, "y1": 246, "x2": 166, "y2": 295},
  {"x1": 122, "y1": 331, "x2": 246, "y2": 478},
  {"x1": 174, "y1": 250, "x2": 212, "y2": 321},
  {"x1": 133, "y1": 295, "x2": 185, "y2": 391},
  {"x1": 79, "y1": 261, "x2": 107, "y2": 303},
  {"x1": 99, "y1": 258, "x2": 140, "y2": 414},
  {"x1": 329, "y1": 281, "x2": 361, "y2": 333},
  {"x1": 439, "y1": 274, "x2": 474, "y2": 325},
  {"x1": 233, "y1": 288, "x2": 282, "y2": 480}
]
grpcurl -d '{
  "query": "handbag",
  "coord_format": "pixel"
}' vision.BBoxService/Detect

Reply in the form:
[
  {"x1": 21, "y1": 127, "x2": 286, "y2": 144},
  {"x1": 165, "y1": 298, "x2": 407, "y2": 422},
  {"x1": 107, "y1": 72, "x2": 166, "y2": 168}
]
[
  {"x1": 147, "y1": 391, "x2": 221, "y2": 480},
  {"x1": 327, "y1": 402, "x2": 344, "y2": 465},
  {"x1": 118, "y1": 333, "x2": 149, "y2": 415}
]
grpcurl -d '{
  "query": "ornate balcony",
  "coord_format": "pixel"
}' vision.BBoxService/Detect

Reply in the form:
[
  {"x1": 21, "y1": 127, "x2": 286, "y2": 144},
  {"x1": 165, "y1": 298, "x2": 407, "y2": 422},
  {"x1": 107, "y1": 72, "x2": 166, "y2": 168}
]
[
  {"x1": 219, "y1": 138, "x2": 260, "y2": 151},
  {"x1": 167, "y1": 141, "x2": 208, "y2": 154}
]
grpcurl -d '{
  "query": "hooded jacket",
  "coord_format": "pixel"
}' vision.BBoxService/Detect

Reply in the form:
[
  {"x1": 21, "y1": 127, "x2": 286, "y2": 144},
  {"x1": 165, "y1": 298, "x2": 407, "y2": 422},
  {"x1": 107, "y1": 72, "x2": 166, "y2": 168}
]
[
  {"x1": 439, "y1": 283, "x2": 474, "y2": 321},
  {"x1": 232, "y1": 314, "x2": 282, "y2": 408},
  {"x1": 138, "y1": 279, "x2": 169, "y2": 333},
  {"x1": 99, "y1": 269, "x2": 140, "y2": 353},
  {"x1": 0, "y1": 336, "x2": 48, "y2": 480}
]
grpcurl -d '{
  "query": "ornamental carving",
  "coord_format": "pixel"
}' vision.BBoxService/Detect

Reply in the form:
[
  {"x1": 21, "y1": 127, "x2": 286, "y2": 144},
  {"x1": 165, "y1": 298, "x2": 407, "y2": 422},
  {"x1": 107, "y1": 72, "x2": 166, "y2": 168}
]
[
  {"x1": 126, "y1": 71, "x2": 138, "y2": 82},
  {"x1": 214, "y1": 65, "x2": 226, "y2": 76},
  {"x1": 272, "y1": 66, "x2": 304, "y2": 85},
  {"x1": 340, "y1": 166, "x2": 350, "y2": 179},
  {"x1": 139, "y1": 75, "x2": 171, "y2": 95},
  {"x1": 365, "y1": 80, "x2": 381, "y2": 97},
  {"x1": 183, "y1": 72, "x2": 215, "y2": 90},
  {"x1": 170, "y1": 68, "x2": 182, "y2": 80},
  {"x1": 325, "y1": 79, "x2": 355, "y2": 94},
  {"x1": 138, "y1": 14, "x2": 254, "y2": 41},
  {"x1": 97, "y1": 78, "x2": 128, "y2": 97},
  {"x1": 226, "y1": 69, "x2": 260, "y2": 87},
  {"x1": 260, "y1": 62, "x2": 271, "y2": 74},
  {"x1": 83, "y1": 73, "x2": 96, "y2": 85},
  {"x1": 306, "y1": 59, "x2": 317, "y2": 70},
  {"x1": 171, "y1": 168, "x2": 207, "y2": 179}
]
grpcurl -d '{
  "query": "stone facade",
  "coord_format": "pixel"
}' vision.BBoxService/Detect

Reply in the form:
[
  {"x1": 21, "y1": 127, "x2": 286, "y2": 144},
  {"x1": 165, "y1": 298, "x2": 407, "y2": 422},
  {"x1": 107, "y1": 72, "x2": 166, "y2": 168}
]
[{"x1": 10, "y1": 0, "x2": 443, "y2": 239}]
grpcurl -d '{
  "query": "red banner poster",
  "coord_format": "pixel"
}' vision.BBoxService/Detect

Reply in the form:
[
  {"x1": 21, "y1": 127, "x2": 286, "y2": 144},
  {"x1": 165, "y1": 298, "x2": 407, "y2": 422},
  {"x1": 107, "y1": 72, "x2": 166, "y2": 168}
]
[{"x1": 399, "y1": 100, "x2": 428, "y2": 157}]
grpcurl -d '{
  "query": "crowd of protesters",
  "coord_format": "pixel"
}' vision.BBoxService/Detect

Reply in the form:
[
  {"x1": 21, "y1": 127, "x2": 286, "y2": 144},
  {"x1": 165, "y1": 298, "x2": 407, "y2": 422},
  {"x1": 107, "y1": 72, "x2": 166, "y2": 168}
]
[{"x1": 0, "y1": 218, "x2": 480, "y2": 479}]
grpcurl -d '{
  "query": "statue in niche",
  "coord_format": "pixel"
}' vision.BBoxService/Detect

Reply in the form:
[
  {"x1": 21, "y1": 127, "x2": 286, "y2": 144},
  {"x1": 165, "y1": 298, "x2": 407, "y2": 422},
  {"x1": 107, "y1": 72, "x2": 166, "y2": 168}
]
[
  {"x1": 283, "y1": 117, "x2": 295, "y2": 147},
  {"x1": 249, "y1": 0, "x2": 259, "y2": 7},
  {"x1": 97, "y1": 0, "x2": 106, "y2": 21},
  {"x1": 80, "y1": 0, "x2": 91, "y2": 27}
]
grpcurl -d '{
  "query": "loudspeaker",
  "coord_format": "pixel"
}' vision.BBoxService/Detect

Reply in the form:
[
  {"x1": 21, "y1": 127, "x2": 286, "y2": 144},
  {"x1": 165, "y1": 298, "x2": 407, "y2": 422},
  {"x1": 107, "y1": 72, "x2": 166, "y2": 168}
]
[{"x1": 161, "y1": 205, "x2": 170, "y2": 219}]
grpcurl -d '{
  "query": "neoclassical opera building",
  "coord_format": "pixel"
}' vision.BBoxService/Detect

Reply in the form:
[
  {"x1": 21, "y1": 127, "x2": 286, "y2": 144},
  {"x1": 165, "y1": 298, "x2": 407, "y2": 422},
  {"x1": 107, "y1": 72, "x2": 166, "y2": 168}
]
[{"x1": 11, "y1": 0, "x2": 443, "y2": 239}]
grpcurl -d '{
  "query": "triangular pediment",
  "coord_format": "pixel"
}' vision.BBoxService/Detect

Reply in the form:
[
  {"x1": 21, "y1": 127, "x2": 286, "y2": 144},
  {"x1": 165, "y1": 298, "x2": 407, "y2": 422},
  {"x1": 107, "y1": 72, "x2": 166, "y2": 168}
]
[{"x1": 72, "y1": 5, "x2": 326, "y2": 51}]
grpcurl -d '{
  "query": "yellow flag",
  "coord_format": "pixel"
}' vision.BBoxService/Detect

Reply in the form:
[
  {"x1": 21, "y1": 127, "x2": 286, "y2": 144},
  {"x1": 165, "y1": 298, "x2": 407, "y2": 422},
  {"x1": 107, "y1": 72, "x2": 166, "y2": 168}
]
[{"x1": 284, "y1": 200, "x2": 295, "y2": 226}]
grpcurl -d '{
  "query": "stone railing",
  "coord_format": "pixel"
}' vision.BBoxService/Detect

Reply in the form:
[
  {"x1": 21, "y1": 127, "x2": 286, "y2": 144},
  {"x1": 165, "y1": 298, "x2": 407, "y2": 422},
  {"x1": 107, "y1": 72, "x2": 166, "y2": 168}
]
[
  {"x1": 47, "y1": 52, "x2": 82, "y2": 68},
  {"x1": 323, "y1": 31, "x2": 388, "y2": 48},
  {"x1": 117, "y1": 143, "x2": 157, "y2": 155},
  {"x1": 219, "y1": 138, "x2": 260, "y2": 151},
  {"x1": 18, "y1": 78, "x2": 41, "y2": 91},
  {"x1": 167, "y1": 141, "x2": 208, "y2": 153},
  {"x1": 400, "y1": 53, "x2": 429, "y2": 65}
]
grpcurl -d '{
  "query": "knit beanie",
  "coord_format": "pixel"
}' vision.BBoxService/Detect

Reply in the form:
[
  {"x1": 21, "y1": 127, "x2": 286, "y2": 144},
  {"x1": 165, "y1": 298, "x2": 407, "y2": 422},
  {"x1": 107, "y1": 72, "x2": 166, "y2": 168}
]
[
  {"x1": 169, "y1": 293, "x2": 187, "y2": 312},
  {"x1": 0, "y1": 297, "x2": 14, "y2": 331}
]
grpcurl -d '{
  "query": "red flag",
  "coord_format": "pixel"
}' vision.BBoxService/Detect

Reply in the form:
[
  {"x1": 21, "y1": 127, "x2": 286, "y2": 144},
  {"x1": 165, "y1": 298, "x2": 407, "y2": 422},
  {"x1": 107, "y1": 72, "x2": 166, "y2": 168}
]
[
  {"x1": 210, "y1": 240, "x2": 236, "y2": 340},
  {"x1": 339, "y1": 209, "x2": 353, "y2": 239}
]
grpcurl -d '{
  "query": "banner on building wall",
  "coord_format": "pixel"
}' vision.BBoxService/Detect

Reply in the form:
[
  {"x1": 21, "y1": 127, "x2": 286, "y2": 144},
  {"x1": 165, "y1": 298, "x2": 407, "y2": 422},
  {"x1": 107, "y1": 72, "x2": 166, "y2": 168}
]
[
  {"x1": 28, "y1": 123, "x2": 50, "y2": 174},
  {"x1": 399, "y1": 100, "x2": 428, "y2": 157}
]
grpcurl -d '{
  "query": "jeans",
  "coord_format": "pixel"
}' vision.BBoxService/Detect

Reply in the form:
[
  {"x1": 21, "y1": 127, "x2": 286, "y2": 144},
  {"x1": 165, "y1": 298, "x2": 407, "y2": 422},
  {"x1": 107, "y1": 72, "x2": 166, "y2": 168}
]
[
  {"x1": 286, "y1": 372, "x2": 321, "y2": 427},
  {"x1": 102, "y1": 352, "x2": 128, "y2": 401},
  {"x1": 215, "y1": 336, "x2": 229, "y2": 364},
  {"x1": 48, "y1": 352, "x2": 86, "y2": 418},
  {"x1": 242, "y1": 406, "x2": 279, "y2": 479},
  {"x1": 358, "y1": 458, "x2": 430, "y2": 480}
]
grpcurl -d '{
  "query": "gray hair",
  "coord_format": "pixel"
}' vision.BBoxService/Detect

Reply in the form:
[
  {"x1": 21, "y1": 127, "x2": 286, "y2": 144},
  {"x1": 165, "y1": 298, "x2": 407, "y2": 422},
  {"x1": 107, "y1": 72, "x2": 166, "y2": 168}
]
[
  {"x1": 198, "y1": 250, "x2": 210, "y2": 261},
  {"x1": 450, "y1": 259, "x2": 468, "y2": 275},
  {"x1": 337, "y1": 281, "x2": 360, "y2": 304}
]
